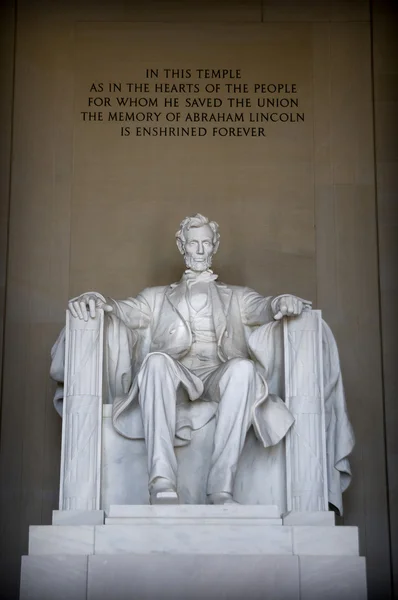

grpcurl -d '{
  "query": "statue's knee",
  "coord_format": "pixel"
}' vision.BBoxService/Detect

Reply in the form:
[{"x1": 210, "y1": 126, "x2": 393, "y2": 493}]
[
  {"x1": 144, "y1": 353, "x2": 170, "y2": 371},
  {"x1": 227, "y1": 358, "x2": 256, "y2": 380}
]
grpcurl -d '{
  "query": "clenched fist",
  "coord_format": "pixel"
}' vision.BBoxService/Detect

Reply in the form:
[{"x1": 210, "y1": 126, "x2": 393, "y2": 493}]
[{"x1": 271, "y1": 294, "x2": 312, "y2": 320}]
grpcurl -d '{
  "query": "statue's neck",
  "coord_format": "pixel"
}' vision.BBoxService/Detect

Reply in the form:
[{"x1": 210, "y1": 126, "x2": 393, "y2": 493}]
[{"x1": 182, "y1": 269, "x2": 218, "y2": 283}]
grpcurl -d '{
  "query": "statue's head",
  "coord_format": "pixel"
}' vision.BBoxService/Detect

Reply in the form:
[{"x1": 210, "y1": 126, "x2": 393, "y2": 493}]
[{"x1": 176, "y1": 213, "x2": 220, "y2": 272}]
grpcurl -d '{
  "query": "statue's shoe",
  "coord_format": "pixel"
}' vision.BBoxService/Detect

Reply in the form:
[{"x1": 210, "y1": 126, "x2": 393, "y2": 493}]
[
  {"x1": 207, "y1": 492, "x2": 239, "y2": 505},
  {"x1": 150, "y1": 489, "x2": 179, "y2": 504},
  {"x1": 149, "y1": 478, "x2": 179, "y2": 505}
]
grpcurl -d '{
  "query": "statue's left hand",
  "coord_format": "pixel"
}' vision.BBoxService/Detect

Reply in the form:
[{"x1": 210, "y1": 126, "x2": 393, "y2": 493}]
[{"x1": 272, "y1": 294, "x2": 312, "y2": 320}]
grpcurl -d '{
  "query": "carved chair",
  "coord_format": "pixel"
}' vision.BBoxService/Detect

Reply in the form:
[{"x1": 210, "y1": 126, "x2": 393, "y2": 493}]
[{"x1": 58, "y1": 310, "x2": 327, "y2": 513}]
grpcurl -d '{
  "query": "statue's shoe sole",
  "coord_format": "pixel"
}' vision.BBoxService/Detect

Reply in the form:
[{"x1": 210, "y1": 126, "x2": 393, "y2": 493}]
[
  {"x1": 207, "y1": 493, "x2": 239, "y2": 505},
  {"x1": 150, "y1": 490, "x2": 179, "y2": 505}
]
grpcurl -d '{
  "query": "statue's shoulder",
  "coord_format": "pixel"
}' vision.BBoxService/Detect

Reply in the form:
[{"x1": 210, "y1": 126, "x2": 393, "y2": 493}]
[
  {"x1": 137, "y1": 285, "x2": 169, "y2": 299},
  {"x1": 217, "y1": 282, "x2": 248, "y2": 295},
  {"x1": 217, "y1": 283, "x2": 266, "y2": 306}
]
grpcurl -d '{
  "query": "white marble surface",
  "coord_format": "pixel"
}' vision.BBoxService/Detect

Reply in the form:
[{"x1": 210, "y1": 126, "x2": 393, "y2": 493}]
[
  {"x1": 284, "y1": 310, "x2": 328, "y2": 512},
  {"x1": 94, "y1": 524, "x2": 293, "y2": 555},
  {"x1": 56, "y1": 214, "x2": 335, "y2": 510},
  {"x1": 102, "y1": 408, "x2": 288, "y2": 510},
  {"x1": 102, "y1": 405, "x2": 149, "y2": 508},
  {"x1": 299, "y1": 556, "x2": 367, "y2": 600},
  {"x1": 59, "y1": 311, "x2": 104, "y2": 511},
  {"x1": 283, "y1": 511, "x2": 335, "y2": 526},
  {"x1": 28, "y1": 525, "x2": 95, "y2": 556},
  {"x1": 292, "y1": 526, "x2": 359, "y2": 556},
  {"x1": 52, "y1": 510, "x2": 104, "y2": 526},
  {"x1": 21, "y1": 520, "x2": 366, "y2": 599},
  {"x1": 87, "y1": 554, "x2": 300, "y2": 600},
  {"x1": 233, "y1": 429, "x2": 287, "y2": 510},
  {"x1": 50, "y1": 213, "x2": 355, "y2": 515},
  {"x1": 106, "y1": 517, "x2": 283, "y2": 525},
  {"x1": 20, "y1": 555, "x2": 88, "y2": 600},
  {"x1": 107, "y1": 504, "x2": 281, "y2": 518}
]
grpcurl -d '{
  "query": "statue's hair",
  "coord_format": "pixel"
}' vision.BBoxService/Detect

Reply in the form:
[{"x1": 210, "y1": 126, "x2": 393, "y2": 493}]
[{"x1": 175, "y1": 213, "x2": 220, "y2": 255}]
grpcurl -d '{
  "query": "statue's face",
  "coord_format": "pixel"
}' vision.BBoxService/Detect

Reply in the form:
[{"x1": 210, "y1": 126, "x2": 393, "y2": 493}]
[{"x1": 183, "y1": 224, "x2": 215, "y2": 272}]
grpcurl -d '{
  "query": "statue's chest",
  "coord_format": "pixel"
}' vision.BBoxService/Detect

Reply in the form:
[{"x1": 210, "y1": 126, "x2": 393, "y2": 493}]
[{"x1": 187, "y1": 281, "x2": 210, "y2": 313}]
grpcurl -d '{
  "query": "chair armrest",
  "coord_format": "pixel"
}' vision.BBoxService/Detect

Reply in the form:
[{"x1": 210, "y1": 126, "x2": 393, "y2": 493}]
[{"x1": 59, "y1": 309, "x2": 104, "y2": 511}]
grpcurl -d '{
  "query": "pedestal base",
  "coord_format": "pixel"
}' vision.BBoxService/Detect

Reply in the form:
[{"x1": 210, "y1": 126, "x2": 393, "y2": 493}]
[{"x1": 20, "y1": 506, "x2": 367, "y2": 600}]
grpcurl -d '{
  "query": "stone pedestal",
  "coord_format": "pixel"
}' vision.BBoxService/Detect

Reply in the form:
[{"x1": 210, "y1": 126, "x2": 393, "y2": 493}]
[{"x1": 20, "y1": 505, "x2": 367, "y2": 600}]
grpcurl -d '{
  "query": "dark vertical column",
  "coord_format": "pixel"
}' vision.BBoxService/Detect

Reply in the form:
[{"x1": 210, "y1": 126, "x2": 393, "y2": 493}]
[
  {"x1": 0, "y1": 0, "x2": 16, "y2": 421},
  {"x1": 372, "y1": 1, "x2": 398, "y2": 597},
  {"x1": 0, "y1": 1, "x2": 17, "y2": 596}
]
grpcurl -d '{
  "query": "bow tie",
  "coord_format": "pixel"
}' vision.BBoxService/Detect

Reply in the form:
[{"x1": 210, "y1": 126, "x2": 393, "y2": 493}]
[{"x1": 183, "y1": 269, "x2": 219, "y2": 284}]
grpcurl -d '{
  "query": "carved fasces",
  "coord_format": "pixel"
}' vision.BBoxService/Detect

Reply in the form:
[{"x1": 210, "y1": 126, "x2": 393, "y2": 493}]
[
  {"x1": 59, "y1": 310, "x2": 104, "y2": 510},
  {"x1": 284, "y1": 310, "x2": 328, "y2": 512}
]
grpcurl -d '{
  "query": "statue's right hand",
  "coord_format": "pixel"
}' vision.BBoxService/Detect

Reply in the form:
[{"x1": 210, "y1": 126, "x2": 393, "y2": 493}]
[{"x1": 68, "y1": 293, "x2": 113, "y2": 321}]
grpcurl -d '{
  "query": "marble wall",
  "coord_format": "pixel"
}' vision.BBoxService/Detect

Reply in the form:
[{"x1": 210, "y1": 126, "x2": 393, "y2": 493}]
[{"x1": 0, "y1": 1, "x2": 395, "y2": 598}]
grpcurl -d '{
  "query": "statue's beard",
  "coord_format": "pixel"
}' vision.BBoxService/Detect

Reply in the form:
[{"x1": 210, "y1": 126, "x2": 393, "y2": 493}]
[{"x1": 184, "y1": 254, "x2": 213, "y2": 272}]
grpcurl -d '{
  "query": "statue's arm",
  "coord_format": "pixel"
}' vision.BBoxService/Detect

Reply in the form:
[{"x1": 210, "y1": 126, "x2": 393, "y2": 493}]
[
  {"x1": 105, "y1": 294, "x2": 151, "y2": 329},
  {"x1": 240, "y1": 288, "x2": 275, "y2": 326},
  {"x1": 68, "y1": 290, "x2": 151, "y2": 329},
  {"x1": 240, "y1": 288, "x2": 312, "y2": 326}
]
